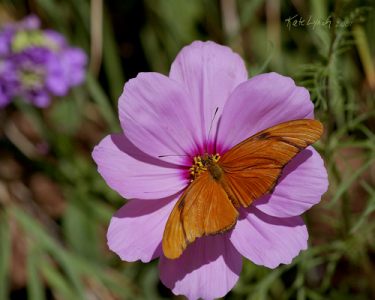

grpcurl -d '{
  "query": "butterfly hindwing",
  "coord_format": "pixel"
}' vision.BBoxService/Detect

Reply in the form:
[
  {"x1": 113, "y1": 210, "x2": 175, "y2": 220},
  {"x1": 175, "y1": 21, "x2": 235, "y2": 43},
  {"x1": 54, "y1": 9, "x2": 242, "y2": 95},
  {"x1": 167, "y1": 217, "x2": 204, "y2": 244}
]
[
  {"x1": 162, "y1": 171, "x2": 239, "y2": 259},
  {"x1": 220, "y1": 119, "x2": 323, "y2": 207}
]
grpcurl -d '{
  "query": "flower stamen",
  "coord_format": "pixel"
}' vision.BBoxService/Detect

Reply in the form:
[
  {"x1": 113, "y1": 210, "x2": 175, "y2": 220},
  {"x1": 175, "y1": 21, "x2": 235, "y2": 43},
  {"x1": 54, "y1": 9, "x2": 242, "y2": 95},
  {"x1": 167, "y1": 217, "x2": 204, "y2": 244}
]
[{"x1": 190, "y1": 153, "x2": 221, "y2": 181}]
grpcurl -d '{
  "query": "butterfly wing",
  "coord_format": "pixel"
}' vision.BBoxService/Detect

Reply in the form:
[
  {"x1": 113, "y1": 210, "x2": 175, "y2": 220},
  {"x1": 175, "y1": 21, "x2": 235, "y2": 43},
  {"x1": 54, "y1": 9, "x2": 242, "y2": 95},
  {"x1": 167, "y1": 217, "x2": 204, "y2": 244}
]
[
  {"x1": 162, "y1": 171, "x2": 239, "y2": 259},
  {"x1": 220, "y1": 119, "x2": 323, "y2": 207}
]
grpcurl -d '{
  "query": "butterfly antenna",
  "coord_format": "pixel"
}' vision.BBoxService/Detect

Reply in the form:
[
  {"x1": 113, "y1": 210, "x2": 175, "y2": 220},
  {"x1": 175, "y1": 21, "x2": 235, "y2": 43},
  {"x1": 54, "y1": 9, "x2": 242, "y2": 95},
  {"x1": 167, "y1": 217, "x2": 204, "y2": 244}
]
[
  {"x1": 205, "y1": 107, "x2": 219, "y2": 154},
  {"x1": 159, "y1": 154, "x2": 194, "y2": 158}
]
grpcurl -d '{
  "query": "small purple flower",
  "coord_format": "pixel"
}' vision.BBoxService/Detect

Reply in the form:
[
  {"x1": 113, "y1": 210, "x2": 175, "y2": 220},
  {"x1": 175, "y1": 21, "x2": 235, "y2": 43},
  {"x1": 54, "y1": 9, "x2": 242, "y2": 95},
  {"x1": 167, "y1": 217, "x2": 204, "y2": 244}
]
[
  {"x1": 46, "y1": 48, "x2": 88, "y2": 96},
  {"x1": 44, "y1": 30, "x2": 68, "y2": 49},
  {"x1": 93, "y1": 41, "x2": 328, "y2": 300},
  {"x1": 18, "y1": 14, "x2": 41, "y2": 30},
  {"x1": 0, "y1": 15, "x2": 87, "y2": 108},
  {"x1": 0, "y1": 60, "x2": 18, "y2": 108},
  {"x1": 0, "y1": 28, "x2": 13, "y2": 56}
]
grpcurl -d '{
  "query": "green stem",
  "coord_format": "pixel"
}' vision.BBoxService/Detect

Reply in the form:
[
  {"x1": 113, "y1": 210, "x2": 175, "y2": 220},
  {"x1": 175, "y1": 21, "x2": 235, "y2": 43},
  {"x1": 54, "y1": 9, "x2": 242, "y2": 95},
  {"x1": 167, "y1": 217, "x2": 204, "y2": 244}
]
[{"x1": 324, "y1": 0, "x2": 351, "y2": 237}]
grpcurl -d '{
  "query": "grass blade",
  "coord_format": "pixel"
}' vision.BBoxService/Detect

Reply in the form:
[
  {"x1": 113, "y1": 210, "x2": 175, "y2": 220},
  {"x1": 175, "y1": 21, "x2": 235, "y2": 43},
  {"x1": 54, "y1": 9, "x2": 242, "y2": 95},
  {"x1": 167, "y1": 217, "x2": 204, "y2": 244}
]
[
  {"x1": 86, "y1": 74, "x2": 121, "y2": 133},
  {"x1": 27, "y1": 248, "x2": 46, "y2": 300},
  {"x1": 0, "y1": 210, "x2": 11, "y2": 300}
]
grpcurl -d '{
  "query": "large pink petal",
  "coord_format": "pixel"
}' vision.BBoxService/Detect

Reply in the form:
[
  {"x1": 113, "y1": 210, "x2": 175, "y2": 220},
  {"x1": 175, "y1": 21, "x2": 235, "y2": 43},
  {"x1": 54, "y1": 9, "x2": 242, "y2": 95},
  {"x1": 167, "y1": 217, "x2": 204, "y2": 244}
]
[
  {"x1": 217, "y1": 72, "x2": 314, "y2": 153},
  {"x1": 254, "y1": 147, "x2": 328, "y2": 218},
  {"x1": 230, "y1": 207, "x2": 308, "y2": 269},
  {"x1": 159, "y1": 235, "x2": 242, "y2": 300},
  {"x1": 170, "y1": 41, "x2": 248, "y2": 155},
  {"x1": 92, "y1": 134, "x2": 189, "y2": 199},
  {"x1": 119, "y1": 72, "x2": 202, "y2": 166},
  {"x1": 107, "y1": 193, "x2": 179, "y2": 263}
]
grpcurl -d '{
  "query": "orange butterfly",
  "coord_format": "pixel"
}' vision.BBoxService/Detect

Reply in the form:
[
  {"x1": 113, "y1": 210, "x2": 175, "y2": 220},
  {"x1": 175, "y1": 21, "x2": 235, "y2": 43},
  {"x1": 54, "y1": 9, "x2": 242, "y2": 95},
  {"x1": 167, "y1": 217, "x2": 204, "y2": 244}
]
[{"x1": 162, "y1": 119, "x2": 323, "y2": 259}]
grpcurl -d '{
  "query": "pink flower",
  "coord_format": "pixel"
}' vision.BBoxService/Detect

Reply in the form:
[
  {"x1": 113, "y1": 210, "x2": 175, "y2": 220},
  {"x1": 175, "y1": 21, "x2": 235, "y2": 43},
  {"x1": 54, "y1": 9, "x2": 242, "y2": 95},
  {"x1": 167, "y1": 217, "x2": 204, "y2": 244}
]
[{"x1": 92, "y1": 41, "x2": 328, "y2": 300}]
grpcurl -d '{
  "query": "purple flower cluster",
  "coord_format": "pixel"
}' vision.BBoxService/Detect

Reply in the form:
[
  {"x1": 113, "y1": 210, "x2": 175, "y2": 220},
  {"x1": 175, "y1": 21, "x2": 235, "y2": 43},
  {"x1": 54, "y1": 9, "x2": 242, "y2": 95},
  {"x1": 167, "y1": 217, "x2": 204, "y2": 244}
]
[{"x1": 0, "y1": 15, "x2": 87, "y2": 108}]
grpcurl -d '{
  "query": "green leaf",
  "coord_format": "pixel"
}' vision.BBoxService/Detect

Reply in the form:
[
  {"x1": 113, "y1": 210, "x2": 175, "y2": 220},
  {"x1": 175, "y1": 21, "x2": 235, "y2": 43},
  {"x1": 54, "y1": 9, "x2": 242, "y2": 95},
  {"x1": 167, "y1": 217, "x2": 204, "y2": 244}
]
[
  {"x1": 9, "y1": 207, "x2": 86, "y2": 299},
  {"x1": 39, "y1": 260, "x2": 79, "y2": 300},
  {"x1": 27, "y1": 248, "x2": 46, "y2": 300},
  {"x1": 103, "y1": 7, "x2": 126, "y2": 103},
  {"x1": 350, "y1": 182, "x2": 375, "y2": 233},
  {"x1": 0, "y1": 210, "x2": 11, "y2": 300},
  {"x1": 50, "y1": 96, "x2": 82, "y2": 135},
  {"x1": 253, "y1": 41, "x2": 274, "y2": 76},
  {"x1": 70, "y1": 256, "x2": 142, "y2": 300},
  {"x1": 330, "y1": 155, "x2": 375, "y2": 206},
  {"x1": 62, "y1": 199, "x2": 100, "y2": 260}
]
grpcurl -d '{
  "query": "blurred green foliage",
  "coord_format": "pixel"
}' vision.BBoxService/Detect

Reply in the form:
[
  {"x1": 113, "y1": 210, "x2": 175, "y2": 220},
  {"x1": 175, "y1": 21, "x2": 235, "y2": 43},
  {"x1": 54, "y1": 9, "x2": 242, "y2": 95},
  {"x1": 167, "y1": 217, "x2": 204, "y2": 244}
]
[{"x1": 0, "y1": 0, "x2": 375, "y2": 299}]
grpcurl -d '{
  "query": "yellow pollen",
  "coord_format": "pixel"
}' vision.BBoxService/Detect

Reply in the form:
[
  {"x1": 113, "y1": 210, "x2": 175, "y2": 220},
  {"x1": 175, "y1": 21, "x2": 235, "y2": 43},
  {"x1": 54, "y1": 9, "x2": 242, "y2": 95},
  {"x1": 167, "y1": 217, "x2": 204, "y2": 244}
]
[{"x1": 189, "y1": 153, "x2": 221, "y2": 181}]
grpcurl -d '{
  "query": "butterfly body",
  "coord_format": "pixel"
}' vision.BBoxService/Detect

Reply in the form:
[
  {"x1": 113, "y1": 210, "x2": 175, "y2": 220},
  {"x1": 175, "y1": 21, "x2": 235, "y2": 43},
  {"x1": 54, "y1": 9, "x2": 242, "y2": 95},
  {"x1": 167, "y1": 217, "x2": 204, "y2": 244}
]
[
  {"x1": 162, "y1": 119, "x2": 323, "y2": 259},
  {"x1": 201, "y1": 154, "x2": 241, "y2": 209}
]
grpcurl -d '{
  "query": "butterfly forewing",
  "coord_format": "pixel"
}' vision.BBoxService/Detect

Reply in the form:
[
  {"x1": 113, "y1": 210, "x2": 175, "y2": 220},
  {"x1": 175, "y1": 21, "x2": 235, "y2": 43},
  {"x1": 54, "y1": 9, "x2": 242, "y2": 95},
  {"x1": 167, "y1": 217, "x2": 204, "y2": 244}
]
[
  {"x1": 220, "y1": 119, "x2": 323, "y2": 207},
  {"x1": 162, "y1": 171, "x2": 239, "y2": 259}
]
